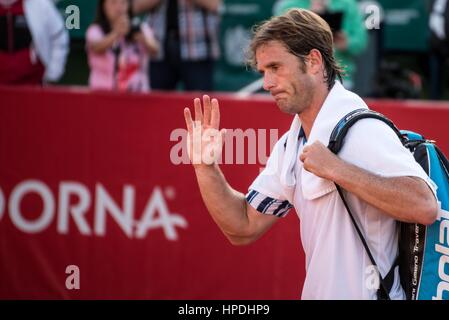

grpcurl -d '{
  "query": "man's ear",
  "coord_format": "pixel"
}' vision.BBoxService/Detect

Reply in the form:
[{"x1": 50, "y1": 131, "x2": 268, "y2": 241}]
[{"x1": 307, "y1": 49, "x2": 324, "y2": 75}]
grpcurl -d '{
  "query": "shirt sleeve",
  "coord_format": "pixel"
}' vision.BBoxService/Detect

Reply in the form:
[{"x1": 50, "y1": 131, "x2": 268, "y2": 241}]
[
  {"x1": 340, "y1": 118, "x2": 438, "y2": 197},
  {"x1": 246, "y1": 132, "x2": 294, "y2": 217},
  {"x1": 246, "y1": 190, "x2": 293, "y2": 217}
]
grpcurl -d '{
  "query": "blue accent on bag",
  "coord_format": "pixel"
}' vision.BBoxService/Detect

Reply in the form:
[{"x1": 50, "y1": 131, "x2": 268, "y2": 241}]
[
  {"x1": 415, "y1": 142, "x2": 449, "y2": 300},
  {"x1": 328, "y1": 109, "x2": 449, "y2": 300}
]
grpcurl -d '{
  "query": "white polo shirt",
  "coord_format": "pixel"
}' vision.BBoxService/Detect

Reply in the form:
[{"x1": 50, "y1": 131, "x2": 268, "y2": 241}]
[{"x1": 246, "y1": 82, "x2": 436, "y2": 300}]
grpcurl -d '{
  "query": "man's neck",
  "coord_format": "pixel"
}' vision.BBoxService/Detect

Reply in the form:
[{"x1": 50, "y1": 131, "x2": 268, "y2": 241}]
[{"x1": 299, "y1": 83, "x2": 331, "y2": 139}]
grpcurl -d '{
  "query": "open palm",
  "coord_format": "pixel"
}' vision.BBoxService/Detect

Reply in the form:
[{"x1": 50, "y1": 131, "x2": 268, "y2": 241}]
[{"x1": 184, "y1": 95, "x2": 226, "y2": 166}]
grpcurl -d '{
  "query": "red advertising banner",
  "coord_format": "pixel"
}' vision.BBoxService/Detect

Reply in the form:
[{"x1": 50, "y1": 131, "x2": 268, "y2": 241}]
[{"x1": 0, "y1": 86, "x2": 448, "y2": 299}]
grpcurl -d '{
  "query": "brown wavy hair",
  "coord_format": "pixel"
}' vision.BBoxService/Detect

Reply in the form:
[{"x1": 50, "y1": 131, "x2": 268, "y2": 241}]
[{"x1": 247, "y1": 8, "x2": 344, "y2": 90}]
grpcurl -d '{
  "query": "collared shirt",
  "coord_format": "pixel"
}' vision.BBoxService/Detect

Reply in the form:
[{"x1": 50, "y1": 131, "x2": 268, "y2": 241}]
[
  {"x1": 246, "y1": 82, "x2": 436, "y2": 300},
  {"x1": 145, "y1": 0, "x2": 220, "y2": 62}
]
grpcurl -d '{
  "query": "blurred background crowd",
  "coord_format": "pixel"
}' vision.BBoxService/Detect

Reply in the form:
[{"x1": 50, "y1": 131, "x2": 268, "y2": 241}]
[{"x1": 1, "y1": 0, "x2": 449, "y2": 100}]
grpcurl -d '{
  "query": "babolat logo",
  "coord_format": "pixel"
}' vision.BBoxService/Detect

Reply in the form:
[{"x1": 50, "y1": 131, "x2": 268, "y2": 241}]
[{"x1": 433, "y1": 206, "x2": 449, "y2": 300}]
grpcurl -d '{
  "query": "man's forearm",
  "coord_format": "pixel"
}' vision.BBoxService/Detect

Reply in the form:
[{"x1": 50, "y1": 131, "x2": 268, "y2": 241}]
[
  {"x1": 329, "y1": 159, "x2": 438, "y2": 225},
  {"x1": 194, "y1": 164, "x2": 251, "y2": 238}
]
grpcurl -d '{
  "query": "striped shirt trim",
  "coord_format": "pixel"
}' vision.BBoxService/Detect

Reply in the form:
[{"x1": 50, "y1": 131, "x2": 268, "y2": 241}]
[{"x1": 245, "y1": 190, "x2": 293, "y2": 218}]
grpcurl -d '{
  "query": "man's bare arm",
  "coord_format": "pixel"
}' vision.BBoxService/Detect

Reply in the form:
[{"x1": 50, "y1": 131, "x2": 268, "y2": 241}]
[
  {"x1": 184, "y1": 96, "x2": 278, "y2": 245},
  {"x1": 300, "y1": 141, "x2": 438, "y2": 225},
  {"x1": 194, "y1": 164, "x2": 278, "y2": 245}
]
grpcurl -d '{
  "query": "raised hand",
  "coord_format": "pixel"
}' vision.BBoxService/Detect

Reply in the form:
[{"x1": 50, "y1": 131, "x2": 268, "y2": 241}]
[
  {"x1": 184, "y1": 95, "x2": 226, "y2": 167},
  {"x1": 114, "y1": 15, "x2": 131, "y2": 37}
]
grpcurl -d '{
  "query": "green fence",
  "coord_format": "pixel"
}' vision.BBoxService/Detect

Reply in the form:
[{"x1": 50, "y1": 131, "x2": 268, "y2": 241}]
[{"x1": 378, "y1": 0, "x2": 431, "y2": 52}]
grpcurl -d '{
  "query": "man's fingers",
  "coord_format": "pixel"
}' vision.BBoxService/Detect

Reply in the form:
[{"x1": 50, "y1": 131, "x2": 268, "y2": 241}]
[
  {"x1": 194, "y1": 98, "x2": 203, "y2": 123},
  {"x1": 299, "y1": 152, "x2": 306, "y2": 162},
  {"x1": 184, "y1": 107, "x2": 194, "y2": 133},
  {"x1": 210, "y1": 98, "x2": 220, "y2": 129},
  {"x1": 203, "y1": 95, "x2": 211, "y2": 125}
]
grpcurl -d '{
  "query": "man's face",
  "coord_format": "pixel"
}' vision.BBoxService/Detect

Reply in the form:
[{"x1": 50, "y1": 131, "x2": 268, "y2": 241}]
[{"x1": 256, "y1": 40, "x2": 315, "y2": 115}]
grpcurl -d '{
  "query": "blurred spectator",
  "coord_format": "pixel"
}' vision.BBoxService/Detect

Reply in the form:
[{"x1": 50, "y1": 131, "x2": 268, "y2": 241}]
[
  {"x1": 274, "y1": 0, "x2": 367, "y2": 89},
  {"x1": 372, "y1": 60, "x2": 422, "y2": 99},
  {"x1": 86, "y1": 0, "x2": 159, "y2": 92},
  {"x1": 429, "y1": 0, "x2": 449, "y2": 100},
  {"x1": 133, "y1": 0, "x2": 221, "y2": 91},
  {"x1": 0, "y1": 0, "x2": 69, "y2": 85}
]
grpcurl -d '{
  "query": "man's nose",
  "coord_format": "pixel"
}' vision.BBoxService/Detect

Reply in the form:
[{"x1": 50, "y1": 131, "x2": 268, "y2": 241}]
[{"x1": 262, "y1": 73, "x2": 275, "y2": 91}]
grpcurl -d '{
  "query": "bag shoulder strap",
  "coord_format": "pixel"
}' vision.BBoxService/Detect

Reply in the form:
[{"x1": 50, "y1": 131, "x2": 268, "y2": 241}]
[
  {"x1": 328, "y1": 108, "x2": 404, "y2": 300},
  {"x1": 328, "y1": 109, "x2": 405, "y2": 154},
  {"x1": 335, "y1": 184, "x2": 397, "y2": 299}
]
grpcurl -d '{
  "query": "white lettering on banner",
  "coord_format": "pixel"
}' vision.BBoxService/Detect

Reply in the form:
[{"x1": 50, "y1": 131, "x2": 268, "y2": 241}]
[
  {"x1": 95, "y1": 184, "x2": 135, "y2": 237},
  {"x1": 0, "y1": 186, "x2": 4, "y2": 222},
  {"x1": 58, "y1": 182, "x2": 91, "y2": 235},
  {"x1": 433, "y1": 206, "x2": 449, "y2": 300},
  {"x1": 0, "y1": 180, "x2": 187, "y2": 241},
  {"x1": 135, "y1": 187, "x2": 187, "y2": 240},
  {"x1": 9, "y1": 180, "x2": 55, "y2": 233},
  {"x1": 438, "y1": 255, "x2": 449, "y2": 283}
]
